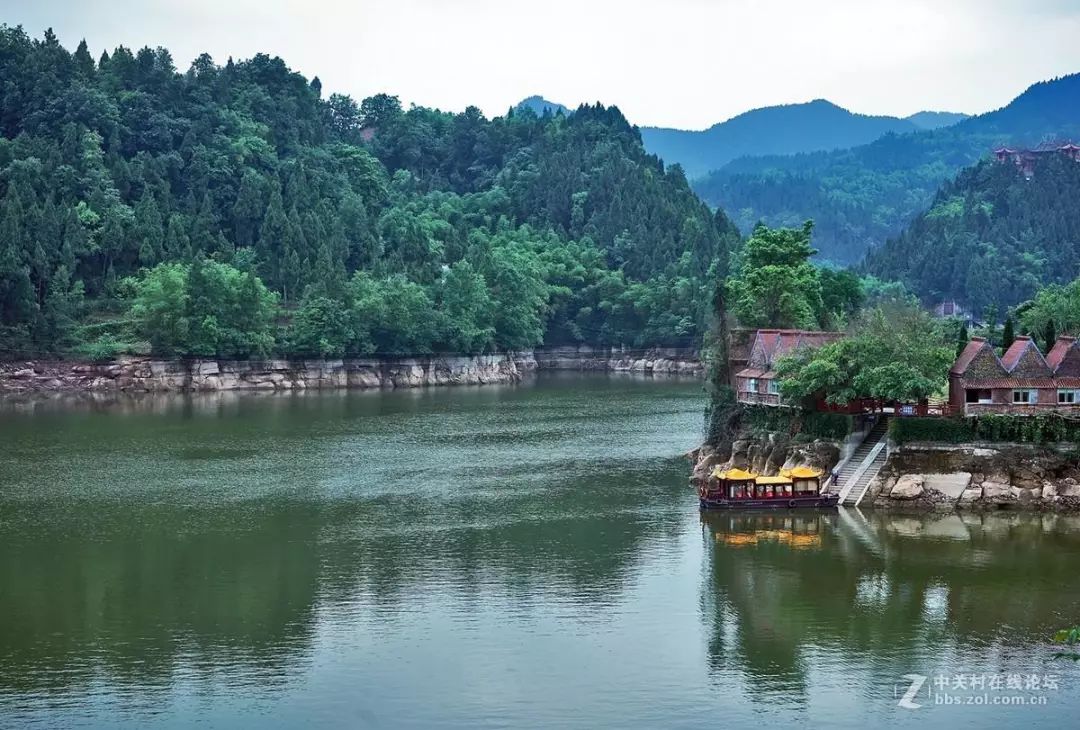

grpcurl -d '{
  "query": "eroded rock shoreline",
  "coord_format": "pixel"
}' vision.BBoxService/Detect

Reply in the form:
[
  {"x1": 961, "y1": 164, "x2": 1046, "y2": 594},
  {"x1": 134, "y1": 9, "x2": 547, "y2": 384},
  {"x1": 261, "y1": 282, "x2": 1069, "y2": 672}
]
[
  {"x1": 0, "y1": 346, "x2": 701, "y2": 394},
  {"x1": 868, "y1": 443, "x2": 1080, "y2": 512}
]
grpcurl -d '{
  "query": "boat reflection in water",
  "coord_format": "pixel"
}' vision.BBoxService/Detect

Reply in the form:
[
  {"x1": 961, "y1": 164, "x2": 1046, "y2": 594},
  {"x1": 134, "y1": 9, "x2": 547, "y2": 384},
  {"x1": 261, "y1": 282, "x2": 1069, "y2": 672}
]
[{"x1": 708, "y1": 510, "x2": 826, "y2": 549}]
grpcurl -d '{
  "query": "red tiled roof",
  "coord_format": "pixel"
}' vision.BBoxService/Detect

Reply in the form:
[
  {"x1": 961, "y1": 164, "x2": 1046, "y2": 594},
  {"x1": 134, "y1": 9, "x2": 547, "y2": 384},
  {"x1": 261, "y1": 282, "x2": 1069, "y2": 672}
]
[
  {"x1": 1047, "y1": 336, "x2": 1077, "y2": 370},
  {"x1": 734, "y1": 368, "x2": 776, "y2": 379},
  {"x1": 961, "y1": 377, "x2": 1080, "y2": 389},
  {"x1": 950, "y1": 337, "x2": 989, "y2": 375},
  {"x1": 963, "y1": 378, "x2": 1056, "y2": 389},
  {"x1": 954, "y1": 336, "x2": 1080, "y2": 387},
  {"x1": 753, "y1": 329, "x2": 842, "y2": 367},
  {"x1": 1000, "y1": 336, "x2": 1048, "y2": 372}
]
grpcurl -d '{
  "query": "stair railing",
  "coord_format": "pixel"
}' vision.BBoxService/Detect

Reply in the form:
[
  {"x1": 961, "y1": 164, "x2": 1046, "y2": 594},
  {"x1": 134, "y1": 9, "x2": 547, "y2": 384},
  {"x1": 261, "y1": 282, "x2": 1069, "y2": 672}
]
[
  {"x1": 824, "y1": 415, "x2": 882, "y2": 493},
  {"x1": 836, "y1": 440, "x2": 886, "y2": 505}
]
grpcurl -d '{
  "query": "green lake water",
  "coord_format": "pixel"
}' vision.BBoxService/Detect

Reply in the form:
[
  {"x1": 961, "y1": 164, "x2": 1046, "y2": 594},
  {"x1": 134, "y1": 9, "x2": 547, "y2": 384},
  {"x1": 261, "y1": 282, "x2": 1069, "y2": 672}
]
[{"x1": 1, "y1": 373, "x2": 1079, "y2": 728}]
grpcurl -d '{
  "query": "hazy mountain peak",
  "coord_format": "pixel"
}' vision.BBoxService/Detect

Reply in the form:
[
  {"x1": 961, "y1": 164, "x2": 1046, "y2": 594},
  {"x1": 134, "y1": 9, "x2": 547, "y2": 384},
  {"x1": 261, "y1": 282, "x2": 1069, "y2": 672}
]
[
  {"x1": 514, "y1": 95, "x2": 569, "y2": 117},
  {"x1": 905, "y1": 111, "x2": 970, "y2": 130},
  {"x1": 640, "y1": 100, "x2": 918, "y2": 178}
]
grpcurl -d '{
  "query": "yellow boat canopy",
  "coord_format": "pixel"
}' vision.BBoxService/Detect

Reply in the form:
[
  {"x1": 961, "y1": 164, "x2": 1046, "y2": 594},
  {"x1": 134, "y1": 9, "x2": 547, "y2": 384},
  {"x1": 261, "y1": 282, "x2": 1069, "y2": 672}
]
[
  {"x1": 711, "y1": 467, "x2": 758, "y2": 481},
  {"x1": 781, "y1": 466, "x2": 823, "y2": 479},
  {"x1": 755, "y1": 475, "x2": 793, "y2": 485}
]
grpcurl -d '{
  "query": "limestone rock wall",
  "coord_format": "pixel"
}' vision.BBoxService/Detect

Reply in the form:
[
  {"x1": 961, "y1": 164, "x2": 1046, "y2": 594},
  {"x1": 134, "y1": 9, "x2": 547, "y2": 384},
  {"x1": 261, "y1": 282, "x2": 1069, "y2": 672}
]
[
  {"x1": 0, "y1": 353, "x2": 538, "y2": 394},
  {"x1": 533, "y1": 346, "x2": 702, "y2": 375},
  {"x1": 0, "y1": 347, "x2": 702, "y2": 395}
]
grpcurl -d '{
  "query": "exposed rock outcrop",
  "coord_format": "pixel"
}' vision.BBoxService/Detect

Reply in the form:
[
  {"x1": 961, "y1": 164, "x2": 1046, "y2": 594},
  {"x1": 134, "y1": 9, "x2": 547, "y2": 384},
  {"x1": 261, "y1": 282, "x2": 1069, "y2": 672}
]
[
  {"x1": 689, "y1": 429, "x2": 841, "y2": 488},
  {"x1": 0, "y1": 353, "x2": 538, "y2": 394},
  {"x1": 1, "y1": 347, "x2": 702, "y2": 395},
  {"x1": 533, "y1": 346, "x2": 701, "y2": 374},
  {"x1": 890, "y1": 475, "x2": 925, "y2": 500},
  {"x1": 871, "y1": 444, "x2": 1080, "y2": 512}
]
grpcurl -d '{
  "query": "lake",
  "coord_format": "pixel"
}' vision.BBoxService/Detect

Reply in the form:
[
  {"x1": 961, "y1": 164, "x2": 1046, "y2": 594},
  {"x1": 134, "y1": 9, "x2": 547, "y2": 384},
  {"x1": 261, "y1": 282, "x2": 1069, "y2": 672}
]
[{"x1": 1, "y1": 373, "x2": 1079, "y2": 728}]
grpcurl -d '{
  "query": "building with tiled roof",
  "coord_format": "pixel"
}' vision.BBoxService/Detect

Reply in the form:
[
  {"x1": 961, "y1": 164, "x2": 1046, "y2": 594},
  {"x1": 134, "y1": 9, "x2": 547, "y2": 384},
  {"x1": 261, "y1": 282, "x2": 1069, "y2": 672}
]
[
  {"x1": 735, "y1": 329, "x2": 843, "y2": 406},
  {"x1": 993, "y1": 141, "x2": 1080, "y2": 178},
  {"x1": 948, "y1": 335, "x2": 1080, "y2": 415}
]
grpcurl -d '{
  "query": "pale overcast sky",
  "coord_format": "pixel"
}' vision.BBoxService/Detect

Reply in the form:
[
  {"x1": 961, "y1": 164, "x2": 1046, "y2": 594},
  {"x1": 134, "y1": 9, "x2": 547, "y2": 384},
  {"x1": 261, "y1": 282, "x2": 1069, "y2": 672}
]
[{"x1": 4, "y1": 0, "x2": 1080, "y2": 129}]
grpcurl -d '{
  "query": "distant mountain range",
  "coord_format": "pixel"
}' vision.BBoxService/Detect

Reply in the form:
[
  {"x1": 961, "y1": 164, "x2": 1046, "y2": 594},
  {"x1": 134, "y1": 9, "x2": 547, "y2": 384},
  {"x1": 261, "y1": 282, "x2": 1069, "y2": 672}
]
[
  {"x1": 639, "y1": 100, "x2": 968, "y2": 178},
  {"x1": 514, "y1": 97, "x2": 969, "y2": 179},
  {"x1": 691, "y1": 73, "x2": 1080, "y2": 265}
]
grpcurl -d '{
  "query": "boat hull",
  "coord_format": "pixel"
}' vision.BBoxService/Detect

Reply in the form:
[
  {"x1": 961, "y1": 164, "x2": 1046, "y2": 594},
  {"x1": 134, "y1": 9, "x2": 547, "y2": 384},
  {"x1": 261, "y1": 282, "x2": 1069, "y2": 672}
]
[{"x1": 699, "y1": 494, "x2": 839, "y2": 510}]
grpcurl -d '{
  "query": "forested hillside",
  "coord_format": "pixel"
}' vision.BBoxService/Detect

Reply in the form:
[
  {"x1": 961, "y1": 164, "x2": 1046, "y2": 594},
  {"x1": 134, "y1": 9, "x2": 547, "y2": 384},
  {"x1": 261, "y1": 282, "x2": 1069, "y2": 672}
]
[
  {"x1": 640, "y1": 99, "x2": 922, "y2": 179},
  {"x1": 864, "y1": 154, "x2": 1080, "y2": 314},
  {"x1": 693, "y1": 73, "x2": 1080, "y2": 264},
  {"x1": 0, "y1": 27, "x2": 739, "y2": 359}
]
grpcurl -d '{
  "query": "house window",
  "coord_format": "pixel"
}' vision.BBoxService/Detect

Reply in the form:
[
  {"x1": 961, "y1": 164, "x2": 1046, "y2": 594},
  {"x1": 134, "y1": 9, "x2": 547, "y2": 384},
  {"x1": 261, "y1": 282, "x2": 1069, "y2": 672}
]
[
  {"x1": 965, "y1": 389, "x2": 992, "y2": 404},
  {"x1": 748, "y1": 378, "x2": 757, "y2": 393},
  {"x1": 768, "y1": 380, "x2": 780, "y2": 395},
  {"x1": 1059, "y1": 390, "x2": 1079, "y2": 404},
  {"x1": 1012, "y1": 389, "x2": 1035, "y2": 404}
]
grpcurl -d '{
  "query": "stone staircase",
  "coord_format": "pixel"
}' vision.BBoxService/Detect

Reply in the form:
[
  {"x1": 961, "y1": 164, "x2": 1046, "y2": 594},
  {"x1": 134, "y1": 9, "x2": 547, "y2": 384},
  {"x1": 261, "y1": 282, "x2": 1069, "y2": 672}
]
[{"x1": 831, "y1": 418, "x2": 889, "y2": 507}]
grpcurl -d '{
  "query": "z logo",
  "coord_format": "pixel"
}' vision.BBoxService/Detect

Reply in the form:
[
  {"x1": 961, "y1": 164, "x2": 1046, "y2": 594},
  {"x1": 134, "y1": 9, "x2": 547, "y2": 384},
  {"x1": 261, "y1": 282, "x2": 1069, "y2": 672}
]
[{"x1": 897, "y1": 673, "x2": 927, "y2": 709}]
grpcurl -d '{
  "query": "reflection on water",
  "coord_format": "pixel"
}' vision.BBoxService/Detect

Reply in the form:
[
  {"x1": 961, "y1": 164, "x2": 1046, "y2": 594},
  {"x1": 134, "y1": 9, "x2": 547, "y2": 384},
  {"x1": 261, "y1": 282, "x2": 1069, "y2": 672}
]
[
  {"x1": 1, "y1": 375, "x2": 1079, "y2": 727},
  {"x1": 700, "y1": 510, "x2": 1080, "y2": 725}
]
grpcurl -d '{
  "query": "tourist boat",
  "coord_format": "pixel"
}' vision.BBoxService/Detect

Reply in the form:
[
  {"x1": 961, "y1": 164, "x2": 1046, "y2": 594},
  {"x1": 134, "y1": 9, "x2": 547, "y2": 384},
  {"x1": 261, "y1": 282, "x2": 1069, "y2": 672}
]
[{"x1": 698, "y1": 466, "x2": 839, "y2": 510}]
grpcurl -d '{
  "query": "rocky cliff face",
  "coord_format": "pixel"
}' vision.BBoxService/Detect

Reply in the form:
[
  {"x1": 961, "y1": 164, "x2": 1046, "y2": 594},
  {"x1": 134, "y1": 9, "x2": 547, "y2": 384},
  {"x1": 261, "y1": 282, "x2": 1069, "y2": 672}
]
[
  {"x1": 0, "y1": 353, "x2": 538, "y2": 394},
  {"x1": 533, "y1": 346, "x2": 702, "y2": 374},
  {"x1": 0, "y1": 347, "x2": 702, "y2": 394},
  {"x1": 869, "y1": 443, "x2": 1080, "y2": 511},
  {"x1": 689, "y1": 431, "x2": 841, "y2": 487}
]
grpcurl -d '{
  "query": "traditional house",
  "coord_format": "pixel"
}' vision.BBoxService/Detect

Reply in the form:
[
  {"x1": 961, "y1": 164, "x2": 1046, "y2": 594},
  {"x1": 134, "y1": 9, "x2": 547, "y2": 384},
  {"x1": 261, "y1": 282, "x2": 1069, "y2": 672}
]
[
  {"x1": 735, "y1": 329, "x2": 842, "y2": 406},
  {"x1": 994, "y1": 141, "x2": 1080, "y2": 178},
  {"x1": 933, "y1": 300, "x2": 971, "y2": 321},
  {"x1": 949, "y1": 335, "x2": 1080, "y2": 415}
]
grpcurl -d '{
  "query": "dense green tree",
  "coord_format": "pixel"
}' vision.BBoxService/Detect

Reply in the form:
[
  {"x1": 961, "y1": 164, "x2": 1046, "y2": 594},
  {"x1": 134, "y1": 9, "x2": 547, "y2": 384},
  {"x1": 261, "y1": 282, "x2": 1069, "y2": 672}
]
[
  {"x1": 727, "y1": 221, "x2": 823, "y2": 329},
  {"x1": 1016, "y1": 277, "x2": 1080, "y2": 339},
  {"x1": 127, "y1": 258, "x2": 277, "y2": 357},
  {"x1": 776, "y1": 304, "x2": 954, "y2": 405},
  {"x1": 287, "y1": 294, "x2": 365, "y2": 357},
  {"x1": 1043, "y1": 319, "x2": 1057, "y2": 353},
  {"x1": 1001, "y1": 315, "x2": 1015, "y2": 353},
  {"x1": 437, "y1": 260, "x2": 495, "y2": 353},
  {"x1": 817, "y1": 267, "x2": 864, "y2": 327}
]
